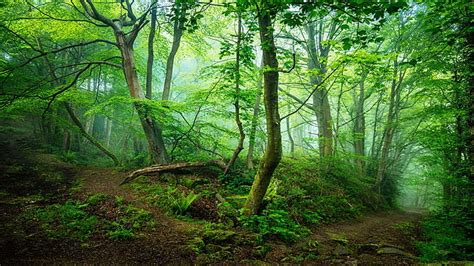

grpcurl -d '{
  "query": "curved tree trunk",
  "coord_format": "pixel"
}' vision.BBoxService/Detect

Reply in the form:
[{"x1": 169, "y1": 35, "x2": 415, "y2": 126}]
[
  {"x1": 145, "y1": 0, "x2": 157, "y2": 100},
  {"x1": 162, "y1": 8, "x2": 184, "y2": 101},
  {"x1": 244, "y1": 9, "x2": 282, "y2": 215},
  {"x1": 38, "y1": 38, "x2": 120, "y2": 166},
  {"x1": 224, "y1": 14, "x2": 245, "y2": 175},
  {"x1": 64, "y1": 102, "x2": 120, "y2": 166}
]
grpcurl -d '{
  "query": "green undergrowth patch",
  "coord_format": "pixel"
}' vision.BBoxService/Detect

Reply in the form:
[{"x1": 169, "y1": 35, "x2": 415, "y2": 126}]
[
  {"x1": 21, "y1": 193, "x2": 155, "y2": 242},
  {"x1": 128, "y1": 177, "x2": 201, "y2": 216},
  {"x1": 236, "y1": 157, "x2": 383, "y2": 244},
  {"x1": 417, "y1": 207, "x2": 474, "y2": 262},
  {"x1": 123, "y1": 157, "x2": 385, "y2": 248}
]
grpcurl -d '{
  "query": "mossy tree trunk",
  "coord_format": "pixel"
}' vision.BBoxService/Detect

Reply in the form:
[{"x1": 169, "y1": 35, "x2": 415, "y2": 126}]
[{"x1": 243, "y1": 9, "x2": 282, "y2": 215}]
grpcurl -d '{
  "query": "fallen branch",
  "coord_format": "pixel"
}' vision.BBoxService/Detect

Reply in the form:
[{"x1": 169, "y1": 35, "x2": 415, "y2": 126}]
[{"x1": 120, "y1": 160, "x2": 226, "y2": 185}]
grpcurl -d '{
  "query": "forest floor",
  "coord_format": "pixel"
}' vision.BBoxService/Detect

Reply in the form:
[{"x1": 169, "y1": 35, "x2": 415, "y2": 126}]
[{"x1": 0, "y1": 136, "x2": 424, "y2": 264}]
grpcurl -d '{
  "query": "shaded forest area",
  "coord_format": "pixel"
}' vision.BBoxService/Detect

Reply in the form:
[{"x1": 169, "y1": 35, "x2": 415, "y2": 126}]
[{"x1": 0, "y1": 0, "x2": 472, "y2": 264}]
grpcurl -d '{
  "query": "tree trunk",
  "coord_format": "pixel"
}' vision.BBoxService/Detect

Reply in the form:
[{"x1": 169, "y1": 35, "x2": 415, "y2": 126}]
[
  {"x1": 306, "y1": 23, "x2": 333, "y2": 158},
  {"x1": 286, "y1": 104, "x2": 295, "y2": 156},
  {"x1": 246, "y1": 58, "x2": 264, "y2": 170},
  {"x1": 224, "y1": 14, "x2": 245, "y2": 175},
  {"x1": 121, "y1": 160, "x2": 227, "y2": 185},
  {"x1": 375, "y1": 59, "x2": 402, "y2": 191},
  {"x1": 37, "y1": 38, "x2": 119, "y2": 165},
  {"x1": 105, "y1": 117, "x2": 112, "y2": 147},
  {"x1": 353, "y1": 71, "x2": 367, "y2": 176},
  {"x1": 63, "y1": 129, "x2": 71, "y2": 152},
  {"x1": 115, "y1": 31, "x2": 169, "y2": 164},
  {"x1": 243, "y1": 10, "x2": 282, "y2": 215},
  {"x1": 162, "y1": 10, "x2": 184, "y2": 101},
  {"x1": 145, "y1": 0, "x2": 157, "y2": 99},
  {"x1": 64, "y1": 102, "x2": 120, "y2": 166}
]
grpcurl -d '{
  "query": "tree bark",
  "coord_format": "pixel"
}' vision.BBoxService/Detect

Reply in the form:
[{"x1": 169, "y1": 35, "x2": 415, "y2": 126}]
[
  {"x1": 145, "y1": 0, "x2": 157, "y2": 99},
  {"x1": 224, "y1": 14, "x2": 245, "y2": 175},
  {"x1": 64, "y1": 102, "x2": 120, "y2": 166},
  {"x1": 121, "y1": 160, "x2": 227, "y2": 185},
  {"x1": 375, "y1": 59, "x2": 403, "y2": 191},
  {"x1": 105, "y1": 116, "x2": 112, "y2": 147},
  {"x1": 353, "y1": 71, "x2": 367, "y2": 176},
  {"x1": 243, "y1": 9, "x2": 282, "y2": 215},
  {"x1": 306, "y1": 23, "x2": 334, "y2": 158},
  {"x1": 162, "y1": 6, "x2": 184, "y2": 101},
  {"x1": 246, "y1": 58, "x2": 264, "y2": 170},
  {"x1": 115, "y1": 30, "x2": 169, "y2": 164}
]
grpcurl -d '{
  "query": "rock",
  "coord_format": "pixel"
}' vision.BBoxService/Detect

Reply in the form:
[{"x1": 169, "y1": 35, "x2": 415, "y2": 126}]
[
  {"x1": 333, "y1": 245, "x2": 352, "y2": 256},
  {"x1": 327, "y1": 232, "x2": 349, "y2": 245},
  {"x1": 203, "y1": 229, "x2": 236, "y2": 243},
  {"x1": 377, "y1": 247, "x2": 413, "y2": 257}
]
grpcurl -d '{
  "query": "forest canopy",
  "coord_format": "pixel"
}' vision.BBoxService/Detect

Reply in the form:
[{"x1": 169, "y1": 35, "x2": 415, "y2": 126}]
[{"x1": 0, "y1": 0, "x2": 472, "y2": 263}]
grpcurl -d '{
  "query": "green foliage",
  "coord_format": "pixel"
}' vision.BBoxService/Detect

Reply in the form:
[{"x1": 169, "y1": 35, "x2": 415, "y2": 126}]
[
  {"x1": 268, "y1": 157, "x2": 370, "y2": 225},
  {"x1": 106, "y1": 203, "x2": 155, "y2": 240},
  {"x1": 129, "y1": 180, "x2": 199, "y2": 216},
  {"x1": 24, "y1": 194, "x2": 155, "y2": 242},
  {"x1": 86, "y1": 193, "x2": 107, "y2": 205},
  {"x1": 59, "y1": 151, "x2": 78, "y2": 164},
  {"x1": 241, "y1": 208, "x2": 310, "y2": 243},
  {"x1": 417, "y1": 209, "x2": 474, "y2": 262},
  {"x1": 30, "y1": 200, "x2": 98, "y2": 241}
]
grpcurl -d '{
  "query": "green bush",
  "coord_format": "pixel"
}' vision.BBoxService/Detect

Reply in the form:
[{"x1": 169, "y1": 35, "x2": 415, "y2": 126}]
[
  {"x1": 129, "y1": 181, "x2": 199, "y2": 216},
  {"x1": 25, "y1": 194, "x2": 155, "y2": 241},
  {"x1": 241, "y1": 208, "x2": 310, "y2": 243},
  {"x1": 417, "y1": 209, "x2": 474, "y2": 262},
  {"x1": 33, "y1": 200, "x2": 98, "y2": 241}
]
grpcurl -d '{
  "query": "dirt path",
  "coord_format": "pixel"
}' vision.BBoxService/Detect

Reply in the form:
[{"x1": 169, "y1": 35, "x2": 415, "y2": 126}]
[
  {"x1": 288, "y1": 210, "x2": 423, "y2": 264},
  {"x1": 69, "y1": 167, "x2": 197, "y2": 264}
]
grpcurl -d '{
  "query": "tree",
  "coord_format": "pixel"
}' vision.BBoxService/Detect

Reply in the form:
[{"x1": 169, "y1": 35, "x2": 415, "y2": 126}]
[
  {"x1": 78, "y1": 0, "x2": 169, "y2": 164},
  {"x1": 243, "y1": 2, "x2": 282, "y2": 215}
]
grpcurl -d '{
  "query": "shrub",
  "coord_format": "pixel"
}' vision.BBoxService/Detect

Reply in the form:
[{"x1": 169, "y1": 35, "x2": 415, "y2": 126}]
[
  {"x1": 33, "y1": 200, "x2": 98, "y2": 241},
  {"x1": 241, "y1": 208, "x2": 310, "y2": 243},
  {"x1": 417, "y1": 209, "x2": 474, "y2": 262},
  {"x1": 25, "y1": 194, "x2": 155, "y2": 241}
]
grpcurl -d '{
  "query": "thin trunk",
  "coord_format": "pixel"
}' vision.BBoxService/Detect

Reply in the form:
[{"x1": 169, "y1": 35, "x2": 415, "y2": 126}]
[
  {"x1": 246, "y1": 57, "x2": 264, "y2": 170},
  {"x1": 375, "y1": 59, "x2": 402, "y2": 191},
  {"x1": 145, "y1": 0, "x2": 157, "y2": 99},
  {"x1": 63, "y1": 129, "x2": 71, "y2": 152},
  {"x1": 286, "y1": 104, "x2": 295, "y2": 156},
  {"x1": 115, "y1": 31, "x2": 169, "y2": 164},
  {"x1": 244, "y1": 10, "x2": 282, "y2": 215},
  {"x1": 306, "y1": 23, "x2": 333, "y2": 158},
  {"x1": 353, "y1": 71, "x2": 367, "y2": 176},
  {"x1": 105, "y1": 117, "x2": 112, "y2": 147},
  {"x1": 224, "y1": 14, "x2": 245, "y2": 175},
  {"x1": 37, "y1": 38, "x2": 119, "y2": 165},
  {"x1": 162, "y1": 6, "x2": 184, "y2": 101},
  {"x1": 64, "y1": 102, "x2": 120, "y2": 165}
]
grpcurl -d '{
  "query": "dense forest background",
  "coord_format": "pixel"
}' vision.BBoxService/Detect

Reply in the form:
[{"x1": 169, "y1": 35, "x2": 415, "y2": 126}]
[{"x1": 0, "y1": 0, "x2": 472, "y2": 263}]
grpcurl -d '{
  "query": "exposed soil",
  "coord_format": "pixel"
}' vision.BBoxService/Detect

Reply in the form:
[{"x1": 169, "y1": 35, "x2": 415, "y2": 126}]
[{"x1": 299, "y1": 210, "x2": 423, "y2": 265}]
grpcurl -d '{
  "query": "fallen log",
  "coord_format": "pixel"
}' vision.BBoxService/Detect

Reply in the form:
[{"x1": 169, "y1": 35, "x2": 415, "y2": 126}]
[{"x1": 120, "y1": 160, "x2": 226, "y2": 185}]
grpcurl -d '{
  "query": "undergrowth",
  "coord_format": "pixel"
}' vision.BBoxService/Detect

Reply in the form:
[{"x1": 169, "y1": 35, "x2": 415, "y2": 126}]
[
  {"x1": 417, "y1": 207, "x2": 474, "y2": 262},
  {"x1": 23, "y1": 193, "x2": 155, "y2": 242}
]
